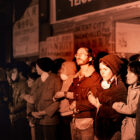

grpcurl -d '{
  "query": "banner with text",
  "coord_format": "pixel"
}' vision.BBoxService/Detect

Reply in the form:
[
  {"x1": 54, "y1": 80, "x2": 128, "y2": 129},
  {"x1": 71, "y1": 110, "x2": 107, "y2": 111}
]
[
  {"x1": 40, "y1": 33, "x2": 74, "y2": 60},
  {"x1": 13, "y1": 4, "x2": 39, "y2": 57},
  {"x1": 116, "y1": 22, "x2": 140, "y2": 53},
  {"x1": 56, "y1": 0, "x2": 138, "y2": 20}
]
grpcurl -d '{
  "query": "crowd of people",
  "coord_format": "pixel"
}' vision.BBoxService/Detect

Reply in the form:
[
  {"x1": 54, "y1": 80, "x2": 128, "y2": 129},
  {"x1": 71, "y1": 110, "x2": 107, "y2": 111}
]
[{"x1": 0, "y1": 47, "x2": 139, "y2": 140}]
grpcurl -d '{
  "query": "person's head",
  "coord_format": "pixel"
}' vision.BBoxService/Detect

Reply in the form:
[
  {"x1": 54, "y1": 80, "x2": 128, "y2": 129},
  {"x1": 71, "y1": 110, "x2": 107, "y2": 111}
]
[
  {"x1": 36, "y1": 57, "x2": 53, "y2": 75},
  {"x1": 75, "y1": 47, "x2": 93, "y2": 66},
  {"x1": 129, "y1": 54, "x2": 140, "y2": 62},
  {"x1": 59, "y1": 61, "x2": 77, "y2": 81},
  {"x1": 126, "y1": 61, "x2": 140, "y2": 86},
  {"x1": 27, "y1": 72, "x2": 40, "y2": 88},
  {"x1": 99, "y1": 54, "x2": 123, "y2": 81},
  {"x1": 11, "y1": 61, "x2": 30, "y2": 82},
  {"x1": 52, "y1": 58, "x2": 65, "y2": 74}
]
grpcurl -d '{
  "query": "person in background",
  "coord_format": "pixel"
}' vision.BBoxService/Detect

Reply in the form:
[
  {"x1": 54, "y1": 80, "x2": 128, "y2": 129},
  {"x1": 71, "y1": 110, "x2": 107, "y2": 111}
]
[
  {"x1": 21, "y1": 72, "x2": 40, "y2": 140},
  {"x1": 52, "y1": 58, "x2": 66, "y2": 74},
  {"x1": 54, "y1": 47, "x2": 101, "y2": 140},
  {"x1": 112, "y1": 61, "x2": 140, "y2": 140},
  {"x1": 9, "y1": 61, "x2": 31, "y2": 140},
  {"x1": 54, "y1": 61, "x2": 77, "y2": 140},
  {"x1": 88, "y1": 54, "x2": 127, "y2": 140},
  {"x1": 28, "y1": 57, "x2": 62, "y2": 140},
  {"x1": 0, "y1": 67, "x2": 12, "y2": 140},
  {"x1": 129, "y1": 54, "x2": 140, "y2": 62}
]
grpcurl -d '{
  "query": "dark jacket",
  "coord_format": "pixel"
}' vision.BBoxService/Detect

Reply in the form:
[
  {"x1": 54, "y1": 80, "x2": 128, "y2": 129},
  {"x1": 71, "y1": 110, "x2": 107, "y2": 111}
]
[
  {"x1": 0, "y1": 81, "x2": 12, "y2": 124},
  {"x1": 11, "y1": 79, "x2": 29, "y2": 121},
  {"x1": 0, "y1": 81, "x2": 12, "y2": 140},
  {"x1": 69, "y1": 71, "x2": 101, "y2": 118},
  {"x1": 95, "y1": 76, "x2": 127, "y2": 140},
  {"x1": 33, "y1": 72, "x2": 62, "y2": 125}
]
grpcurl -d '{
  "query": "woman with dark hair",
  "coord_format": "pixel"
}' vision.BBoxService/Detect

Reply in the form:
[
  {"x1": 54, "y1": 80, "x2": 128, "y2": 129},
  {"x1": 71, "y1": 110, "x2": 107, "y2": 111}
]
[
  {"x1": 112, "y1": 61, "x2": 140, "y2": 140},
  {"x1": 28, "y1": 57, "x2": 62, "y2": 140},
  {"x1": 88, "y1": 54, "x2": 127, "y2": 140},
  {"x1": 0, "y1": 68, "x2": 12, "y2": 140}
]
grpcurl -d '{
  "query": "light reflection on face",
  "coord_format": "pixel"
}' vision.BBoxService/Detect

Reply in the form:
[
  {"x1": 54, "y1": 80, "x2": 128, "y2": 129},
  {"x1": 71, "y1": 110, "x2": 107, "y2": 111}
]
[
  {"x1": 11, "y1": 68, "x2": 18, "y2": 81},
  {"x1": 126, "y1": 67, "x2": 138, "y2": 86},
  {"x1": 36, "y1": 64, "x2": 43, "y2": 75},
  {"x1": 99, "y1": 62, "x2": 113, "y2": 81},
  {"x1": 75, "y1": 48, "x2": 90, "y2": 66}
]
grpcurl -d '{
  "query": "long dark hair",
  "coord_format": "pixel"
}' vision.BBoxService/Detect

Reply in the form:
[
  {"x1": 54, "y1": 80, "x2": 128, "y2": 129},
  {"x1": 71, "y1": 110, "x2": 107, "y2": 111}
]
[{"x1": 128, "y1": 61, "x2": 140, "y2": 86}]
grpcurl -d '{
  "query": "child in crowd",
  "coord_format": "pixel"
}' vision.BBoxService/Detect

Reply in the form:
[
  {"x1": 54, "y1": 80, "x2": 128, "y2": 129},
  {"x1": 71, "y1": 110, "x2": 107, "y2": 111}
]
[{"x1": 112, "y1": 61, "x2": 140, "y2": 140}]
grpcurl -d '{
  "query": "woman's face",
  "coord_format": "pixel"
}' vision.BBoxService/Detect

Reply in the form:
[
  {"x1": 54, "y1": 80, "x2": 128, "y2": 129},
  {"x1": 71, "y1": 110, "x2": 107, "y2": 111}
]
[
  {"x1": 99, "y1": 62, "x2": 113, "y2": 81},
  {"x1": 11, "y1": 68, "x2": 18, "y2": 81},
  {"x1": 126, "y1": 68, "x2": 138, "y2": 85},
  {"x1": 27, "y1": 77, "x2": 34, "y2": 88},
  {"x1": 36, "y1": 64, "x2": 43, "y2": 75},
  {"x1": 59, "y1": 63, "x2": 68, "y2": 81}
]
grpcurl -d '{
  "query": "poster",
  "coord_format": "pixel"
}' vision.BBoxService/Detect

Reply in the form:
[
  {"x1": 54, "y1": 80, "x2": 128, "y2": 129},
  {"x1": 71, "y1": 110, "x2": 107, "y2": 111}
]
[
  {"x1": 74, "y1": 20, "x2": 113, "y2": 54},
  {"x1": 55, "y1": 0, "x2": 138, "y2": 21},
  {"x1": 13, "y1": 4, "x2": 39, "y2": 57},
  {"x1": 116, "y1": 22, "x2": 140, "y2": 53},
  {"x1": 40, "y1": 33, "x2": 74, "y2": 61}
]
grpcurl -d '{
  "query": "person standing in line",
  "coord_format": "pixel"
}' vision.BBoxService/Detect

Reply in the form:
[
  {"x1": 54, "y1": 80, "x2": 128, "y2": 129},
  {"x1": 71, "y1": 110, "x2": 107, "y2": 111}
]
[
  {"x1": 20, "y1": 72, "x2": 40, "y2": 140},
  {"x1": 88, "y1": 54, "x2": 127, "y2": 140},
  {"x1": 54, "y1": 61, "x2": 77, "y2": 140},
  {"x1": 29, "y1": 57, "x2": 62, "y2": 140},
  {"x1": 54, "y1": 47, "x2": 101, "y2": 140},
  {"x1": 0, "y1": 68, "x2": 12, "y2": 140},
  {"x1": 113, "y1": 61, "x2": 140, "y2": 140},
  {"x1": 9, "y1": 61, "x2": 31, "y2": 140}
]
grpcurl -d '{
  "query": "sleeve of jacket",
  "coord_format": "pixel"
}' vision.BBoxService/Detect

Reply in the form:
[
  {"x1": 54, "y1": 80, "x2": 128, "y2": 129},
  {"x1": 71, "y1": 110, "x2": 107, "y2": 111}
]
[
  {"x1": 98, "y1": 81, "x2": 127, "y2": 122},
  {"x1": 45, "y1": 75, "x2": 62, "y2": 117},
  {"x1": 113, "y1": 91, "x2": 139, "y2": 115},
  {"x1": 13, "y1": 82, "x2": 28, "y2": 113}
]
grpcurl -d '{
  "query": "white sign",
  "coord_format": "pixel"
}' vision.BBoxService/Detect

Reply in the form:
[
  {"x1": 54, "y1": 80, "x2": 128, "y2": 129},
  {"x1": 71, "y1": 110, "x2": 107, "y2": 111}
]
[
  {"x1": 13, "y1": 4, "x2": 39, "y2": 57},
  {"x1": 40, "y1": 33, "x2": 74, "y2": 61},
  {"x1": 116, "y1": 22, "x2": 140, "y2": 53}
]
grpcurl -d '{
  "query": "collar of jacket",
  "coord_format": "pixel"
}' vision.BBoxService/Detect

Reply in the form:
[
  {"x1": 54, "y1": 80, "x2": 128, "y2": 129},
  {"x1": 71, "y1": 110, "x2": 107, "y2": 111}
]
[{"x1": 74, "y1": 65, "x2": 95, "y2": 78}]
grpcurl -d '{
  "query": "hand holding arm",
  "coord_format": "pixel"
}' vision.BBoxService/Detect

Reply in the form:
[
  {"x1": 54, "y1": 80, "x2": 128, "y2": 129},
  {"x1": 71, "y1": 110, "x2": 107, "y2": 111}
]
[
  {"x1": 88, "y1": 91, "x2": 101, "y2": 109},
  {"x1": 32, "y1": 111, "x2": 46, "y2": 119}
]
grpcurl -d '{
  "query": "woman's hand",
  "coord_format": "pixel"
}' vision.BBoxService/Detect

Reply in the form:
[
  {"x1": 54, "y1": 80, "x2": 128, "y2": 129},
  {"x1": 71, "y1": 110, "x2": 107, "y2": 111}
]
[
  {"x1": 20, "y1": 94, "x2": 34, "y2": 104},
  {"x1": 88, "y1": 91, "x2": 101, "y2": 109},
  {"x1": 31, "y1": 111, "x2": 46, "y2": 119},
  {"x1": 69, "y1": 101, "x2": 76, "y2": 110},
  {"x1": 54, "y1": 91, "x2": 64, "y2": 99}
]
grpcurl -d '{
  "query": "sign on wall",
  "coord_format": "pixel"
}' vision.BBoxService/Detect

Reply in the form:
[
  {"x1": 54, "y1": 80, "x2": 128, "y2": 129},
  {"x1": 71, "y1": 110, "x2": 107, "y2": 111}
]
[
  {"x1": 40, "y1": 33, "x2": 74, "y2": 60},
  {"x1": 116, "y1": 22, "x2": 140, "y2": 53},
  {"x1": 55, "y1": 0, "x2": 138, "y2": 21},
  {"x1": 74, "y1": 20, "x2": 113, "y2": 54},
  {"x1": 13, "y1": 4, "x2": 39, "y2": 57}
]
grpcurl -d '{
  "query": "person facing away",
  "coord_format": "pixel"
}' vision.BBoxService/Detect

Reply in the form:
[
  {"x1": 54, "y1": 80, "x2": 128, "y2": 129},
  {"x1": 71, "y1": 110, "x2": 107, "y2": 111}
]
[
  {"x1": 28, "y1": 57, "x2": 62, "y2": 140},
  {"x1": 88, "y1": 54, "x2": 127, "y2": 140},
  {"x1": 54, "y1": 47, "x2": 101, "y2": 140},
  {"x1": 112, "y1": 61, "x2": 140, "y2": 140}
]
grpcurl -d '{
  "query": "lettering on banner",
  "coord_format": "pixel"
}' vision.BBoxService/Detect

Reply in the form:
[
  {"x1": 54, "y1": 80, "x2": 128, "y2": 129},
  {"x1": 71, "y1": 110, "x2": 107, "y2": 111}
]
[
  {"x1": 74, "y1": 21, "x2": 112, "y2": 53},
  {"x1": 69, "y1": 0, "x2": 93, "y2": 7}
]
